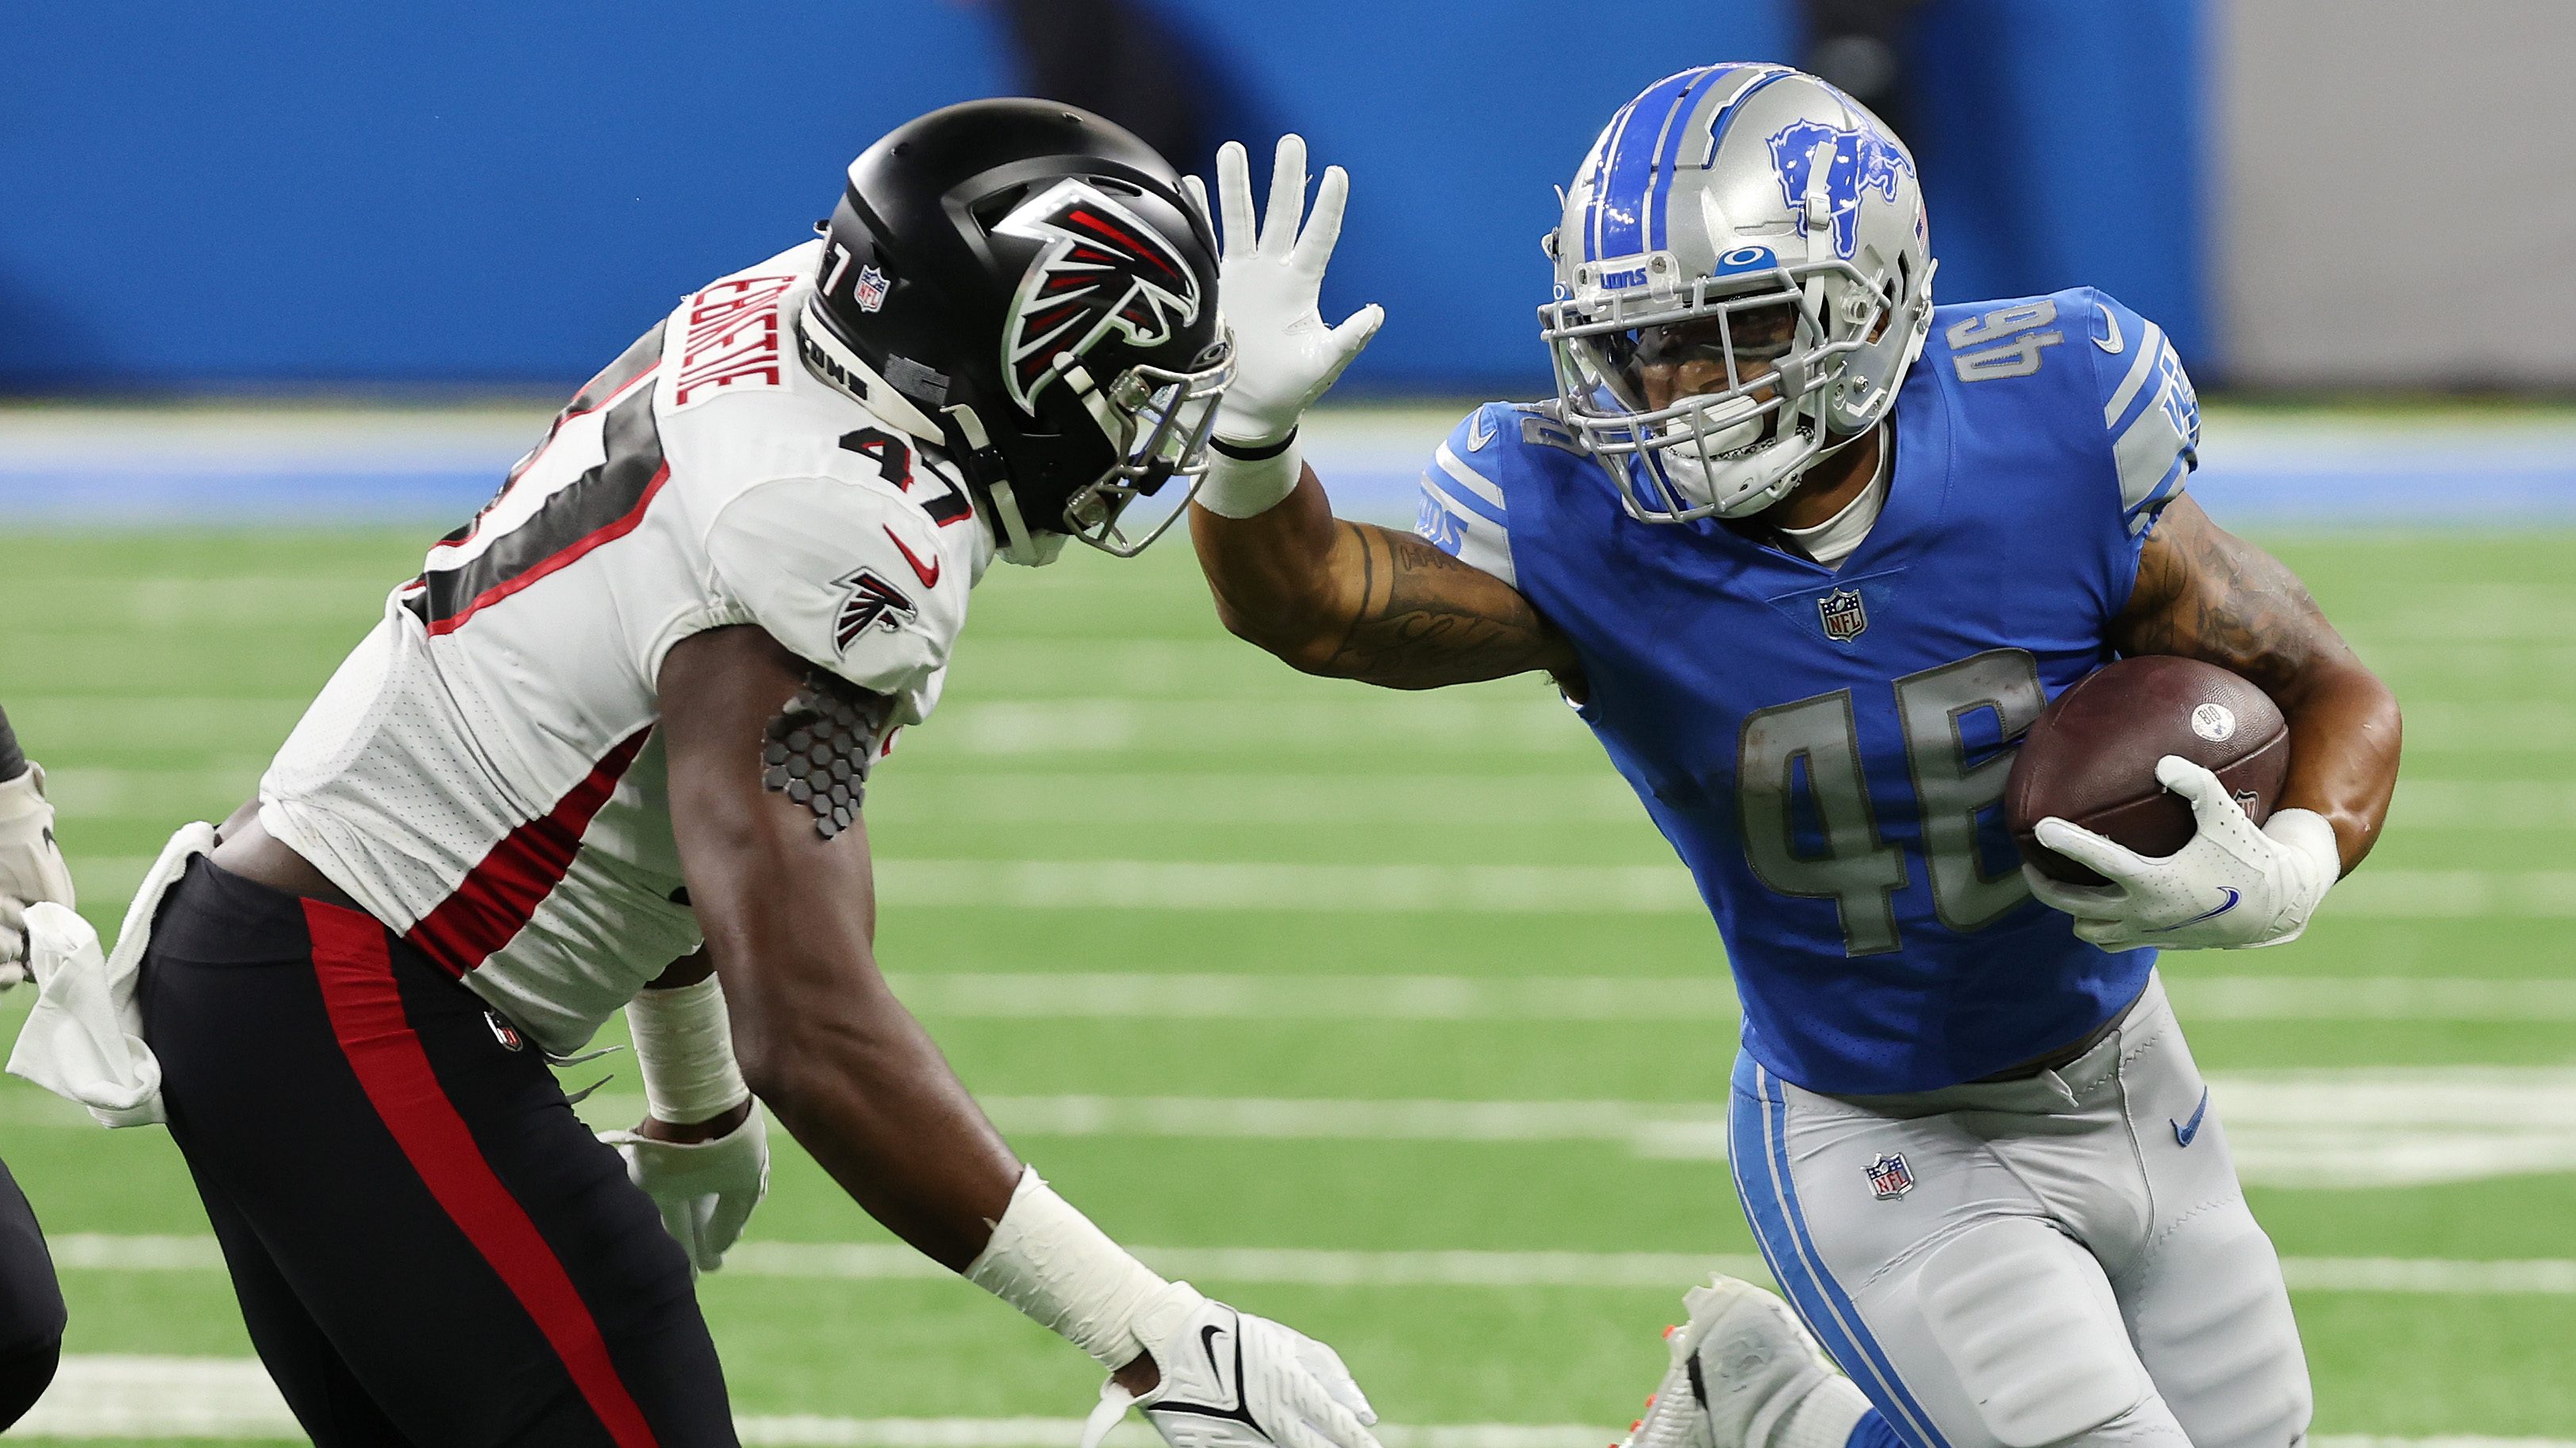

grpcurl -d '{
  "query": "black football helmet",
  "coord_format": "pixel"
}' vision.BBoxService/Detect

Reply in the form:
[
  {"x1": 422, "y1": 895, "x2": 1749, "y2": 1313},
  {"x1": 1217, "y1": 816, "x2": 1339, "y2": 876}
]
[{"x1": 801, "y1": 98, "x2": 1232, "y2": 563}]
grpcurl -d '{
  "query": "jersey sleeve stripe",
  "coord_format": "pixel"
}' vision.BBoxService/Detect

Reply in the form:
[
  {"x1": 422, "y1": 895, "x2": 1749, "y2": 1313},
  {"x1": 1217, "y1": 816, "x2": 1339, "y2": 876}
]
[
  {"x1": 2114, "y1": 378, "x2": 2197, "y2": 517},
  {"x1": 1415, "y1": 481, "x2": 1520, "y2": 590},
  {"x1": 1424, "y1": 464, "x2": 1508, "y2": 529},
  {"x1": 1433, "y1": 444, "x2": 1509, "y2": 511},
  {"x1": 2100, "y1": 318, "x2": 2167, "y2": 428},
  {"x1": 407, "y1": 385, "x2": 671, "y2": 636}
]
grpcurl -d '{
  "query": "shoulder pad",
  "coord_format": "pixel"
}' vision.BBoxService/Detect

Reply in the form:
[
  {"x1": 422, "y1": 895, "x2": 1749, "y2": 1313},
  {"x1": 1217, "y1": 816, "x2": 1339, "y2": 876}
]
[{"x1": 704, "y1": 471, "x2": 965, "y2": 716}]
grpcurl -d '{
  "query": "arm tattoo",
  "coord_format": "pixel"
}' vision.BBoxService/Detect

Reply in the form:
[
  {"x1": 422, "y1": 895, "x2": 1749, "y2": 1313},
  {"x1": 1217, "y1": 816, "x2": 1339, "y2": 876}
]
[
  {"x1": 760, "y1": 672, "x2": 891, "y2": 839},
  {"x1": 1321, "y1": 523, "x2": 1577, "y2": 689},
  {"x1": 2116, "y1": 501, "x2": 2344, "y2": 697}
]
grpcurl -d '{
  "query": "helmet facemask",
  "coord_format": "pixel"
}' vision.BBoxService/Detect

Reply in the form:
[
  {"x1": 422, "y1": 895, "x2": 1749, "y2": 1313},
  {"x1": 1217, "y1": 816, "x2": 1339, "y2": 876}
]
[
  {"x1": 1025, "y1": 340, "x2": 1234, "y2": 559},
  {"x1": 1544, "y1": 254, "x2": 1898, "y2": 523}
]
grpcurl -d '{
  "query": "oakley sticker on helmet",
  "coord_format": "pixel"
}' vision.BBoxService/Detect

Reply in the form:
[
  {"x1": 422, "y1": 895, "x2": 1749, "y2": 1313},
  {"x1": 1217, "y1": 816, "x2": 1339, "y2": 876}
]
[
  {"x1": 1767, "y1": 120, "x2": 1913, "y2": 259},
  {"x1": 994, "y1": 179, "x2": 1201, "y2": 414}
]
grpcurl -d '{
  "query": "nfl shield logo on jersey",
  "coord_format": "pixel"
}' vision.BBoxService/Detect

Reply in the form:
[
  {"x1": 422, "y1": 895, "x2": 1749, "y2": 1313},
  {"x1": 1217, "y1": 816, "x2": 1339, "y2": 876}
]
[
  {"x1": 1818, "y1": 587, "x2": 1868, "y2": 642},
  {"x1": 1865, "y1": 1152, "x2": 1916, "y2": 1200},
  {"x1": 854, "y1": 266, "x2": 890, "y2": 313}
]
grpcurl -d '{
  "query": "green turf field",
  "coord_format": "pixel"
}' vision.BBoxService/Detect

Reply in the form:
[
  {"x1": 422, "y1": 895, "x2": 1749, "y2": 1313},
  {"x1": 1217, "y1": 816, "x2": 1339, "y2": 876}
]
[{"x1": 2, "y1": 522, "x2": 2571, "y2": 1445}]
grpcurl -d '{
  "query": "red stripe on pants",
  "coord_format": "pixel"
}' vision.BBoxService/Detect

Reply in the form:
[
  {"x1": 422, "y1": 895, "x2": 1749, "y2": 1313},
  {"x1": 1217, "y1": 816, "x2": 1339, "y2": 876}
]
[{"x1": 304, "y1": 901, "x2": 661, "y2": 1448}]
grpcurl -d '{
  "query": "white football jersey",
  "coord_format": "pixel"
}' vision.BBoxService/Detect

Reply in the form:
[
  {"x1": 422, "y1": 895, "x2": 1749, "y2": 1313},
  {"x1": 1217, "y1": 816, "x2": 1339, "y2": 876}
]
[{"x1": 260, "y1": 240, "x2": 991, "y2": 1053}]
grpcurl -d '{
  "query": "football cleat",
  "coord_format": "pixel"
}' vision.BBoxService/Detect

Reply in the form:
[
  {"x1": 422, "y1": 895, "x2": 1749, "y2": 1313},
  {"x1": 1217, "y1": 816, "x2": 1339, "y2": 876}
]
[{"x1": 1619, "y1": 1277, "x2": 1839, "y2": 1448}]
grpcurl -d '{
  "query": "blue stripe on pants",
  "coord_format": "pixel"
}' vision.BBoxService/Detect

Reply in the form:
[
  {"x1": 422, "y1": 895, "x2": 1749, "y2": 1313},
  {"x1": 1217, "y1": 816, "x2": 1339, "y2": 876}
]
[{"x1": 1728, "y1": 1054, "x2": 1950, "y2": 1448}]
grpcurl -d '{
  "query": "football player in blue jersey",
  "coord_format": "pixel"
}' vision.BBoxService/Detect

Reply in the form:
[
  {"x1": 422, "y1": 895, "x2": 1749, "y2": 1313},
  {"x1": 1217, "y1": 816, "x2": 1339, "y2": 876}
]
[{"x1": 1182, "y1": 66, "x2": 2399, "y2": 1448}]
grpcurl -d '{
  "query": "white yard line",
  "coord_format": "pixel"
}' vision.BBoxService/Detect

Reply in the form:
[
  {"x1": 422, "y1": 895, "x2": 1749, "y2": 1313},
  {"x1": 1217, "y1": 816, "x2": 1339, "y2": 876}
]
[
  {"x1": 11, "y1": 1357, "x2": 2576, "y2": 1444},
  {"x1": 41, "y1": 1234, "x2": 2576, "y2": 1296}
]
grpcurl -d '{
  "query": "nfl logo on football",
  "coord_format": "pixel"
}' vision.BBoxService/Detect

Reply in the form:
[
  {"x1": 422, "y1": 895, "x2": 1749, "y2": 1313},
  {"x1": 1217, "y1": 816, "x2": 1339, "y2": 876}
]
[
  {"x1": 1819, "y1": 587, "x2": 1868, "y2": 642},
  {"x1": 1865, "y1": 1151, "x2": 1916, "y2": 1200},
  {"x1": 854, "y1": 265, "x2": 890, "y2": 313}
]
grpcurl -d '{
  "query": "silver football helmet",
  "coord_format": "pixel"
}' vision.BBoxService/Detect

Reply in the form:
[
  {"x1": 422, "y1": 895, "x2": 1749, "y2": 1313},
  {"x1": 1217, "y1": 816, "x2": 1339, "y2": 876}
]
[{"x1": 1540, "y1": 65, "x2": 1936, "y2": 522}]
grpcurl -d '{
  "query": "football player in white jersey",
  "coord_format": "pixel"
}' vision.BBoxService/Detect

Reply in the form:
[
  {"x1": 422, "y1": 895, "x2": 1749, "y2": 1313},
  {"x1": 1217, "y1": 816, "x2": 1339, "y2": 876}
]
[
  {"x1": 0, "y1": 703, "x2": 72, "y2": 1429},
  {"x1": 122, "y1": 102, "x2": 1382, "y2": 1448}
]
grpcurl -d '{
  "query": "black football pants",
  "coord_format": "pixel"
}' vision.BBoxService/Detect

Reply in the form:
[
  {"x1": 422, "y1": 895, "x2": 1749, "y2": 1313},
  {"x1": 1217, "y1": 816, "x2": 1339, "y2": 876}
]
[
  {"x1": 0, "y1": 1151, "x2": 67, "y2": 1430},
  {"x1": 139, "y1": 858, "x2": 738, "y2": 1448}
]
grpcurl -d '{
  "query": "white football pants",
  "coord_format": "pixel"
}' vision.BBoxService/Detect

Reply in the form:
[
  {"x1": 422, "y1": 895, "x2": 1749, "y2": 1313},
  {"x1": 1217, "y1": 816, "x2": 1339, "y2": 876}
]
[{"x1": 1728, "y1": 974, "x2": 2312, "y2": 1448}]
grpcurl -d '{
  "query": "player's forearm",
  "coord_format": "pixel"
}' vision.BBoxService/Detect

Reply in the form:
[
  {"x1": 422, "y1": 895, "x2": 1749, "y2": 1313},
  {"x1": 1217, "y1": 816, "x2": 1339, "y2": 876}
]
[
  {"x1": 1190, "y1": 466, "x2": 1359, "y2": 671},
  {"x1": 626, "y1": 952, "x2": 755, "y2": 1140},
  {"x1": 2275, "y1": 660, "x2": 2401, "y2": 874},
  {"x1": 1192, "y1": 471, "x2": 1582, "y2": 692},
  {"x1": 721, "y1": 941, "x2": 1021, "y2": 1269}
]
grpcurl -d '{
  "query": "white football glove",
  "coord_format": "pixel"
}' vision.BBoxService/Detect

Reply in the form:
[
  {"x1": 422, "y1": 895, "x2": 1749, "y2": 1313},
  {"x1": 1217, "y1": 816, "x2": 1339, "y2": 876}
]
[
  {"x1": 1183, "y1": 136, "x2": 1384, "y2": 447},
  {"x1": 1083, "y1": 1283, "x2": 1382, "y2": 1448},
  {"x1": 600, "y1": 1105, "x2": 770, "y2": 1273},
  {"x1": 0, "y1": 764, "x2": 77, "y2": 989},
  {"x1": 2022, "y1": 755, "x2": 2342, "y2": 951}
]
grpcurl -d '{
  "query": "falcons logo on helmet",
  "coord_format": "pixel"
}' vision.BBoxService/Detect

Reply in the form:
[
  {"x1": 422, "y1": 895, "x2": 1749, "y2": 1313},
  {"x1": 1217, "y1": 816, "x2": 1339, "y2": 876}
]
[
  {"x1": 994, "y1": 178, "x2": 1201, "y2": 414},
  {"x1": 832, "y1": 567, "x2": 917, "y2": 651}
]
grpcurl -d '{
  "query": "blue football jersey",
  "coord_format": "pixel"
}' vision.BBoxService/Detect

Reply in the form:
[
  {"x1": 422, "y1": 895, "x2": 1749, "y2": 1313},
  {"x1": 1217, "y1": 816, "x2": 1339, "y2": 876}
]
[{"x1": 1414, "y1": 288, "x2": 2203, "y2": 1093}]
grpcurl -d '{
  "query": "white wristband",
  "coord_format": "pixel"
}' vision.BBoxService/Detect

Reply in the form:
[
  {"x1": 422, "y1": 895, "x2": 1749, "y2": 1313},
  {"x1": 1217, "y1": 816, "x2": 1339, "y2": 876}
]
[
  {"x1": 967, "y1": 1168, "x2": 1172, "y2": 1369},
  {"x1": 1194, "y1": 438, "x2": 1305, "y2": 520},
  {"x1": 625, "y1": 976, "x2": 751, "y2": 1125}
]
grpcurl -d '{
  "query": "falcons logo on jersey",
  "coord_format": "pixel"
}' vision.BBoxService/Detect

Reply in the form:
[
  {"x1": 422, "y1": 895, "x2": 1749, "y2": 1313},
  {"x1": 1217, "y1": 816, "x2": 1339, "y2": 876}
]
[
  {"x1": 994, "y1": 178, "x2": 1201, "y2": 414},
  {"x1": 832, "y1": 567, "x2": 917, "y2": 651}
]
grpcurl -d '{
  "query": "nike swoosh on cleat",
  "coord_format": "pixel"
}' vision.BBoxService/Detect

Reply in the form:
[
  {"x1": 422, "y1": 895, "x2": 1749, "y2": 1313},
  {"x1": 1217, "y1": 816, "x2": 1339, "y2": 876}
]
[
  {"x1": 2093, "y1": 306, "x2": 2124, "y2": 354},
  {"x1": 2172, "y1": 1086, "x2": 2211, "y2": 1147},
  {"x1": 885, "y1": 527, "x2": 942, "y2": 588},
  {"x1": 2151, "y1": 887, "x2": 2240, "y2": 932}
]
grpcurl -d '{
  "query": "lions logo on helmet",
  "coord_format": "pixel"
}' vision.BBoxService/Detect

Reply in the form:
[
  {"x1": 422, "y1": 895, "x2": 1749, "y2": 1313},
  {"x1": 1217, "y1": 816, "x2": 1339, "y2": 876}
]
[
  {"x1": 1767, "y1": 118, "x2": 1917, "y2": 260},
  {"x1": 994, "y1": 179, "x2": 1203, "y2": 415}
]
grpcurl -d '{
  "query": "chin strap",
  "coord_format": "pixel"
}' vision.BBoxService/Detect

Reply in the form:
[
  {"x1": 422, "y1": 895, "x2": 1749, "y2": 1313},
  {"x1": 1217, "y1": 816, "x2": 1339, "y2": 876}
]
[{"x1": 940, "y1": 403, "x2": 1063, "y2": 567}]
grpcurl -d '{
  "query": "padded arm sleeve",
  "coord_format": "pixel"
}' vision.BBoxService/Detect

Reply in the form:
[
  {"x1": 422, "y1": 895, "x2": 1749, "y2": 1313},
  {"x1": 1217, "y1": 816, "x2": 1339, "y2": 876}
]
[
  {"x1": 702, "y1": 475, "x2": 966, "y2": 723},
  {"x1": 2086, "y1": 289, "x2": 2201, "y2": 536}
]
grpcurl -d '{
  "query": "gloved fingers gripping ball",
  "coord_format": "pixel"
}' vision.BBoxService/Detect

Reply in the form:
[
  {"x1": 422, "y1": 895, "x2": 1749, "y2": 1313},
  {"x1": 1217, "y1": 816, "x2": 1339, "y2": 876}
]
[{"x1": 2024, "y1": 756, "x2": 2340, "y2": 951}]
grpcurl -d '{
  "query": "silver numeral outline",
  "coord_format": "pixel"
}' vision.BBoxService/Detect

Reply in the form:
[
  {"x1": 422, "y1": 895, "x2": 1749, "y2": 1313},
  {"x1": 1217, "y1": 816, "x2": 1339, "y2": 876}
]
[
  {"x1": 1948, "y1": 301, "x2": 2065, "y2": 382},
  {"x1": 1737, "y1": 689, "x2": 1910, "y2": 956},
  {"x1": 1736, "y1": 648, "x2": 2047, "y2": 955}
]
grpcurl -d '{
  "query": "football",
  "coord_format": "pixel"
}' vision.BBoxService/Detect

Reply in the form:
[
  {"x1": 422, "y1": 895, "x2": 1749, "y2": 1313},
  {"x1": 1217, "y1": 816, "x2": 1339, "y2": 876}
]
[{"x1": 2004, "y1": 655, "x2": 2292, "y2": 885}]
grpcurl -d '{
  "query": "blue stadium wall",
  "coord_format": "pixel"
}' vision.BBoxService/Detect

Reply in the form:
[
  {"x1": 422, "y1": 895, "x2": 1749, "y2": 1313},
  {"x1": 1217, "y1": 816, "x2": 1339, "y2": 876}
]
[{"x1": 0, "y1": 1, "x2": 2200, "y2": 394}]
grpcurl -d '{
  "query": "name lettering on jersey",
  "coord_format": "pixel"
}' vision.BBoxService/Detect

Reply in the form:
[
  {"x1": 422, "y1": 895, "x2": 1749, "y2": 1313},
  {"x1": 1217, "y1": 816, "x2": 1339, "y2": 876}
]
[
  {"x1": 672, "y1": 273, "x2": 799, "y2": 409},
  {"x1": 832, "y1": 567, "x2": 917, "y2": 651}
]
